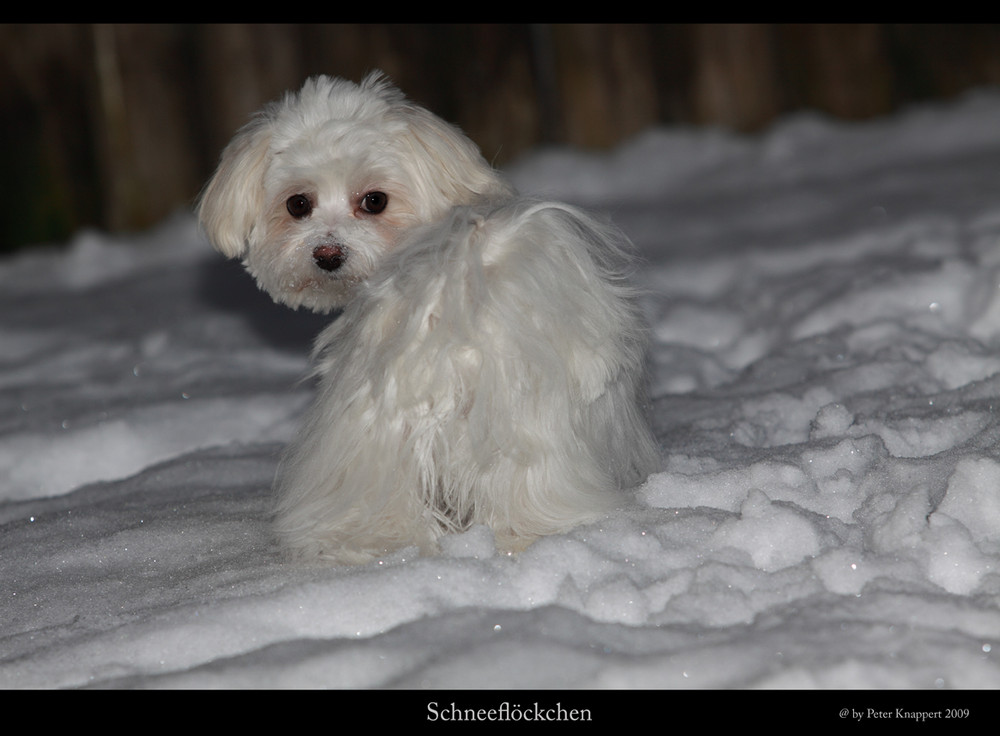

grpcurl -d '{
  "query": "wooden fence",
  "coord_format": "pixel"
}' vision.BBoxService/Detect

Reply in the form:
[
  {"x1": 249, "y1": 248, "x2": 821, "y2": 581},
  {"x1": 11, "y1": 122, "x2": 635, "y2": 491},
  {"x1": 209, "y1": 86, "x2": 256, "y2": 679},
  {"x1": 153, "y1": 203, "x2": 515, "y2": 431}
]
[{"x1": 2, "y1": 24, "x2": 999, "y2": 251}]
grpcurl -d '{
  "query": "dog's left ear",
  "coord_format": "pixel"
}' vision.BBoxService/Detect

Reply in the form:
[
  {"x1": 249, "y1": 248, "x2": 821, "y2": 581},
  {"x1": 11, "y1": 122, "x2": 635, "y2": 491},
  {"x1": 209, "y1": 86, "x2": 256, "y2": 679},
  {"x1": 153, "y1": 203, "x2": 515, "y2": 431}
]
[
  {"x1": 197, "y1": 114, "x2": 274, "y2": 259},
  {"x1": 395, "y1": 104, "x2": 514, "y2": 207}
]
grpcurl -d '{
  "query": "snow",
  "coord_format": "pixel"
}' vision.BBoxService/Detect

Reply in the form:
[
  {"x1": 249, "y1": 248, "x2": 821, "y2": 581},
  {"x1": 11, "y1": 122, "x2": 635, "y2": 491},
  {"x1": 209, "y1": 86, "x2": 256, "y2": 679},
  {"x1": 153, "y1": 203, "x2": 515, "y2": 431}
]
[{"x1": 3, "y1": 89, "x2": 1000, "y2": 691}]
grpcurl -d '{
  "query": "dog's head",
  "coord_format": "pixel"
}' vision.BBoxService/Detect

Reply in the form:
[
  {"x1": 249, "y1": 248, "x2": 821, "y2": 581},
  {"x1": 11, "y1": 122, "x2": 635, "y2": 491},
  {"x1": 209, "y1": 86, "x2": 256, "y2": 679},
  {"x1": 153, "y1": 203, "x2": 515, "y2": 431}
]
[{"x1": 197, "y1": 72, "x2": 512, "y2": 312}]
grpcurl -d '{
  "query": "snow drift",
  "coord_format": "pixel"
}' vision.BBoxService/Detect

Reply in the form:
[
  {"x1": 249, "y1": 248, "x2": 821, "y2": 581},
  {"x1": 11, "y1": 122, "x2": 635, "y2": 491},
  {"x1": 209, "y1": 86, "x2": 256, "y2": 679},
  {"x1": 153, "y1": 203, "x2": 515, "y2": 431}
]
[{"x1": 2, "y1": 89, "x2": 1000, "y2": 690}]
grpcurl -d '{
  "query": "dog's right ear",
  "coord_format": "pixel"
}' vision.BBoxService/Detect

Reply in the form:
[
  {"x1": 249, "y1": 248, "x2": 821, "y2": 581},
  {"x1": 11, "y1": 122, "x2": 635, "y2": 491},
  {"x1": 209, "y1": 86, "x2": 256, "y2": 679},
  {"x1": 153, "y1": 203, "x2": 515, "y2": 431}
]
[{"x1": 196, "y1": 115, "x2": 273, "y2": 259}]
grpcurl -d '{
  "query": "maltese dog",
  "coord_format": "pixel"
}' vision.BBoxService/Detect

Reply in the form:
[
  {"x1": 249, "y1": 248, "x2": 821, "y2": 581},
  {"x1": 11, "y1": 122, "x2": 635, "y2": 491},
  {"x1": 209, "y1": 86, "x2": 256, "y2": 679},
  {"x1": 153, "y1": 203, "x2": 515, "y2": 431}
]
[{"x1": 198, "y1": 72, "x2": 660, "y2": 563}]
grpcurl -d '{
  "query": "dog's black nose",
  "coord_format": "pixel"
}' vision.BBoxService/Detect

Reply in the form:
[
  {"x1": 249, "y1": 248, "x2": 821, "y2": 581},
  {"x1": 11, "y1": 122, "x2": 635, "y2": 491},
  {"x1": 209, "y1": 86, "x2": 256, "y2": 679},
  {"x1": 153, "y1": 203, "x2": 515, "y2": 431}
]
[{"x1": 313, "y1": 244, "x2": 345, "y2": 272}]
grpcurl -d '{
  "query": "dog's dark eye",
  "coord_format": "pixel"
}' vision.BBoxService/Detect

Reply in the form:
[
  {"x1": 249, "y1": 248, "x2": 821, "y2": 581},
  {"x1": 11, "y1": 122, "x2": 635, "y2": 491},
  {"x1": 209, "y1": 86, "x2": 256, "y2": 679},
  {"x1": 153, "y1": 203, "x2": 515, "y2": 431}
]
[
  {"x1": 360, "y1": 191, "x2": 388, "y2": 214},
  {"x1": 286, "y1": 194, "x2": 313, "y2": 219}
]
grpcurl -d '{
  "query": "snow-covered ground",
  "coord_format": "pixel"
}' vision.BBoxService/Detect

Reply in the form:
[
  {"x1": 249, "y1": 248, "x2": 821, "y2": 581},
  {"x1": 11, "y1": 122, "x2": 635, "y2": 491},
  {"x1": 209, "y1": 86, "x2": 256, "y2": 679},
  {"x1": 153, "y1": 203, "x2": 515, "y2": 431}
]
[{"x1": 3, "y1": 89, "x2": 1000, "y2": 691}]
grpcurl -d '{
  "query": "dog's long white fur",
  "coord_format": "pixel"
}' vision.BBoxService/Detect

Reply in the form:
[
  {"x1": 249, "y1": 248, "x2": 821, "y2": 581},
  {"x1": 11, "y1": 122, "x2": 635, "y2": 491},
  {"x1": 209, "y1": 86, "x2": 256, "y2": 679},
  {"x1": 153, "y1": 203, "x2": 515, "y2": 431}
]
[{"x1": 198, "y1": 72, "x2": 660, "y2": 563}]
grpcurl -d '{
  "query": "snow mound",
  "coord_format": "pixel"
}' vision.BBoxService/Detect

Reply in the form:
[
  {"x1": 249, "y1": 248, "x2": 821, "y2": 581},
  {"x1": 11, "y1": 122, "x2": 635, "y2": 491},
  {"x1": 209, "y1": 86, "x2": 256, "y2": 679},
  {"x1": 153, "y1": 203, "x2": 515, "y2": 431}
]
[{"x1": 3, "y1": 91, "x2": 1000, "y2": 690}]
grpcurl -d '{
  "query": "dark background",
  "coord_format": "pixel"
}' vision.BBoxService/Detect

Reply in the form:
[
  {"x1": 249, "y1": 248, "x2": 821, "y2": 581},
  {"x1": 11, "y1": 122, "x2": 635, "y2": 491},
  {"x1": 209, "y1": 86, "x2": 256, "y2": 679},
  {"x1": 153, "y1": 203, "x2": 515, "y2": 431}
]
[{"x1": 3, "y1": 23, "x2": 1000, "y2": 252}]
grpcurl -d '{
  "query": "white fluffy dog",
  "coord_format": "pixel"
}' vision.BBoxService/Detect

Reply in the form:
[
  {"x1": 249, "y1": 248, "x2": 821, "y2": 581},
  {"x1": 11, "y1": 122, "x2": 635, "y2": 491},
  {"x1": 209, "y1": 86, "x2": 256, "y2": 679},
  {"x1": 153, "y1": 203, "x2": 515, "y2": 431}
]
[{"x1": 198, "y1": 72, "x2": 660, "y2": 563}]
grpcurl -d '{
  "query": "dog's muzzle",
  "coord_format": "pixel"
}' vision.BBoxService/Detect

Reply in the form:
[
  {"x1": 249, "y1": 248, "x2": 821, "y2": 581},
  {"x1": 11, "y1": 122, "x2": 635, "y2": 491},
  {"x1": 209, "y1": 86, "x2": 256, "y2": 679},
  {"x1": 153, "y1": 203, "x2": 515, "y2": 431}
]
[{"x1": 313, "y1": 244, "x2": 346, "y2": 272}]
